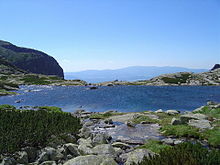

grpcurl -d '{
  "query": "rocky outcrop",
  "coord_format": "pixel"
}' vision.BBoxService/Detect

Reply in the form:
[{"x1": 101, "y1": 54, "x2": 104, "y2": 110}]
[
  {"x1": 211, "y1": 64, "x2": 220, "y2": 71},
  {"x1": 0, "y1": 40, "x2": 64, "y2": 78}
]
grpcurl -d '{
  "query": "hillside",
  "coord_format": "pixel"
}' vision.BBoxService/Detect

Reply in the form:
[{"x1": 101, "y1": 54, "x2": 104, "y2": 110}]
[
  {"x1": 0, "y1": 40, "x2": 64, "y2": 78},
  {"x1": 65, "y1": 66, "x2": 207, "y2": 83}
]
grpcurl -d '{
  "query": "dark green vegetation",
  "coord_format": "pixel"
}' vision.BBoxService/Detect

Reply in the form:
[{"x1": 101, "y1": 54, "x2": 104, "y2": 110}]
[
  {"x1": 0, "y1": 105, "x2": 81, "y2": 153},
  {"x1": 161, "y1": 73, "x2": 192, "y2": 84},
  {"x1": 0, "y1": 40, "x2": 64, "y2": 78},
  {"x1": 138, "y1": 142, "x2": 220, "y2": 165},
  {"x1": 137, "y1": 140, "x2": 171, "y2": 154},
  {"x1": 195, "y1": 106, "x2": 220, "y2": 119}
]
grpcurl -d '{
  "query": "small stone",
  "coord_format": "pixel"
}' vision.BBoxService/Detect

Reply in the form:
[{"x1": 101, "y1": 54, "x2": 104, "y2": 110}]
[
  {"x1": 126, "y1": 121, "x2": 135, "y2": 127},
  {"x1": 112, "y1": 142, "x2": 131, "y2": 150},
  {"x1": 155, "y1": 109, "x2": 163, "y2": 113},
  {"x1": 165, "y1": 110, "x2": 180, "y2": 115},
  {"x1": 171, "y1": 118, "x2": 182, "y2": 125},
  {"x1": 161, "y1": 138, "x2": 174, "y2": 145}
]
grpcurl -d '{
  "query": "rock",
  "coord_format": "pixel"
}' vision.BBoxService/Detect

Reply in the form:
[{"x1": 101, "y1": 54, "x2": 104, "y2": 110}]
[
  {"x1": 37, "y1": 147, "x2": 63, "y2": 163},
  {"x1": 15, "y1": 151, "x2": 28, "y2": 164},
  {"x1": 104, "y1": 119, "x2": 113, "y2": 125},
  {"x1": 22, "y1": 146, "x2": 38, "y2": 162},
  {"x1": 91, "y1": 144, "x2": 116, "y2": 156},
  {"x1": 126, "y1": 121, "x2": 135, "y2": 127},
  {"x1": 161, "y1": 138, "x2": 174, "y2": 145},
  {"x1": 92, "y1": 133, "x2": 109, "y2": 145},
  {"x1": 121, "y1": 149, "x2": 155, "y2": 165},
  {"x1": 180, "y1": 113, "x2": 208, "y2": 124},
  {"x1": 63, "y1": 143, "x2": 80, "y2": 157},
  {"x1": 0, "y1": 157, "x2": 16, "y2": 165},
  {"x1": 211, "y1": 64, "x2": 220, "y2": 71},
  {"x1": 113, "y1": 147, "x2": 123, "y2": 155},
  {"x1": 37, "y1": 152, "x2": 49, "y2": 164},
  {"x1": 165, "y1": 110, "x2": 180, "y2": 115},
  {"x1": 40, "y1": 161, "x2": 57, "y2": 165},
  {"x1": 155, "y1": 109, "x2": 163, "y2": 113},
  {"x1": 171, "y1": 118, "x2": 182, "y2": 125},
  {"x1": 140, "y1": 121, "x2": 152, "y2": 124},
  {"x1": 112, "y1": 142, "x2": 131, "y2": 150},
  {"x1": 62, "y1": 134, "x2": 76, "y2": 143},
  {"x1": 207, "y1": 101, "x2": 218, "y2": 105},
  {"x1": 89, "y1": 86, "x2": 98, "y2": 90},
  {"x1": 174, "y1": 139, "x2": 184, "y2": 145},
  {"x1": 192, "y1": 106, "x2": 205, "y2": 112},
  {"x1": 79, "y1": 126, "x2": 92, "y2": 138},
  {"x1": 188, "y1": 119, "x2": 212, "y2": 129},
  {"x1": 78, "y1": 138, "x2": 93, "y2": 155},
  {"x1": 63, "y1": 155, "x2": 117, "y2": 165}
]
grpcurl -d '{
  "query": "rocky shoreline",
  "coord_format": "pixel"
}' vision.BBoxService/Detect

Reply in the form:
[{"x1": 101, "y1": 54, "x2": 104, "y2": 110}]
[{"x1": 1, "y1": 101, "x2": 219, "y2": 165}]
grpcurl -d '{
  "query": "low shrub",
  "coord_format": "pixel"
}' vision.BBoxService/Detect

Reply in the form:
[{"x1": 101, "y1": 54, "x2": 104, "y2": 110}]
[
  {"x1": 138, "y1": 142, "x2": 220, "y2": 165},
  {"x1": 0, "y1": 106, "x2": 81, "y2": 153},
  {"x1": 38, "y1": 106, "x2": 63, "y2": 113}
]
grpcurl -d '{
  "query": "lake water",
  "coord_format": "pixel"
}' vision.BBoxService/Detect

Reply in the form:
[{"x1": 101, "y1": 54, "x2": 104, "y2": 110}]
[{"x1": 0, "y1": 85, "x2": 220, "y2": 112}]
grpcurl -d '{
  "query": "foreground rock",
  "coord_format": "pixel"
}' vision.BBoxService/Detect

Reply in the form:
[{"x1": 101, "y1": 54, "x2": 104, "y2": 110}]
[{"x1": 63, "y1": 155, "x2": 117, "y2": 165}]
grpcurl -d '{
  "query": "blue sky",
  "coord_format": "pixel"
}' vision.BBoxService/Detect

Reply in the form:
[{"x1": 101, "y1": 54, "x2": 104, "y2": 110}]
[{"x1": 0, "y1": 0, "x2": 219, "y2": 72}]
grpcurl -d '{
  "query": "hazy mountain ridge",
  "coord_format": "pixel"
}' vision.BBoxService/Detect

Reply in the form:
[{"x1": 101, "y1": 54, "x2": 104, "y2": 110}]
[{"x1": 65, "y1": 66, "x2": 207, "y2": 83}]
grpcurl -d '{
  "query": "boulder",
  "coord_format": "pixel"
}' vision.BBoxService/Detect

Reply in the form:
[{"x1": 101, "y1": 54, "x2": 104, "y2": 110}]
[
  {"x1": 63, "y1": 143, "x2": 80, "y2": 157},
  {"x1": 120, "y1": 149, "x2": 155, "y2": 165},
  {"x1": 112, "y1": 142, "x2": 131, "y2": 150},
  {"x1": 155, "y1": 109, "x2": 163, "y2": 113},
  {"x1": 161, "y1": 138, "x2": 174, "y2": 145},
  {"x1": 92, "y1": 133, "x2": 109, "y2": 145},
  {"x1": 180, "y1": 113, "x2": 208, "y2": 124},
  {"x1": 165, "y1": 110, "x2": 180, "y2": 115},
  {"x1": 0, "y1": 157, "x2": 16, "y2": 165},
  {"x1": 62, "y1": 134, "x2": 76, "y2": 143},
  {"x1": 15, "y1": 151, "x2": 28, "y2": 164},
  {"x1": 78, "y1": 138, "x2": 93, "y2": 155},
  {"x1": 104, "y1": 119, "x2": 113, "y2": 125},
  {"x1": 22, "y1": 146, "x2": 38, "y2": 162},
  {"x1": 63, "y1": 155, "x2": 117, "y2": 165},
  {"x1": 126, "y1": 121, "x2": 135, "y2": 127},
  {"x1": 79, "y1": 126, "x2": 92, "y2": 138},
  {"x1": 91, "y1": 144, "x2": 116, "y2": 156},
  {"x1": 171, "y1": 118, "x2": 182, "y2": 125},
  {"x1": 40, "y1": 161, "x2": 57, "y2": 165},
  {"x1": 188, "y1": 119, "x2": 212, "y2": 129},
  {"x1": 37, "y1": 147, "x2": 64, "y2": 163}
]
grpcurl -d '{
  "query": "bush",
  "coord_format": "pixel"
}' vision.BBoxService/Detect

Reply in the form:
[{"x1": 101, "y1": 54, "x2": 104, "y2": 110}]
[
  {"x1": 0, "y1": 107, "x2": 81, "y2": 153},
  {"x1": 161, "y1": 73, "x2": 191, "y2": 84},
  {"x1": 138, "y1": 142, "x2": 220, "y2": 165},
  {"x1": 0, "y1": 104, "x2": 16, "y2": 111},
  {"x1": 21, "y1": 75, "x2": 51, "y2": 85}
]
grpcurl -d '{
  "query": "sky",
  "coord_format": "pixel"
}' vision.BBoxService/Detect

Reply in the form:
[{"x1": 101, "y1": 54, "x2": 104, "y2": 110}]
[{"x1": 0, "y1": 0, "x2": 219, "y2": 72}]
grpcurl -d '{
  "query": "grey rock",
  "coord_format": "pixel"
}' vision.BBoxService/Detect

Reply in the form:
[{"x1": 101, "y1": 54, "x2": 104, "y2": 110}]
[
  {"x1": 63, "y1": 143, "x2": 80, "y2": 157},
  {"x1": 22, "y1": 146, "x2": 38, "y2": 162},
  {"x1": 92, "y1": 133, "x2": 108, "y2": 145},
  {"x1": 174, "y1": 139, "x2": 184, "y2": 145},
  {"x1": 40, "y1": 161, "x2": 57, "y2": 165},
  {"x1": 62, "y1": 134, "x2": 76, "y2": 143},
  {"x1": 91, "y1": 144, "x2": 116, "y2": 156},
  {"x1": 121, "y1": 149, "x2": 155, "y2": 165},
  {"x1": 15, "y1": 151, "x2": 28, "y2": 164},
  {"x1": 171, "y1": 118, "x2": 182, "y2": 125},
  {"x1": 188, "y1": 119, "x2": 212, "y2": 129},
  {"x1": 37, "y1": 152, "x2": 49, "y2": 164},
  {"x1": 161, "y1": 138, "x2": 174, "y2": 145},
  {"x1": 78, "y1": 138, "x2": 93, "y2": 155},
  {"x1": 0, "y1": 157, "x2": 16, "y2": 165},
  {"x1": 126, "y1": 121, "x2": 135, "y2": 127},
  {"x1": 155, "y1": 109, "x2": 163, "y2": 113},
  {"x1": 165, "y1": 110, "x2": 180, "y2": 115},
  {"x1": 180, "y1": 113, "x2": 208, "y2": 124},
  {"x1": 104, "y1": 119, "x2": 113, "y2": 125},
  {"x1": 79, "y1": 126, "x2": 92, "y2": 138},
  {"x1": 112, "y1": 142, "x2": 131, "y2": 150},
  {"x1": 63, "y1": 155, "x2": 117, "y2": 165}
]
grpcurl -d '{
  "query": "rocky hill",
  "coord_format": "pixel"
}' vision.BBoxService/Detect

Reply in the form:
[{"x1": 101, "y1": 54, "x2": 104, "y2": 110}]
[
  {"x1": 0, "y1": 40, "x2": 64, "y2": 78},
  {"x1": 95, "y1": 67, "x2": 220, "y2": 86}
]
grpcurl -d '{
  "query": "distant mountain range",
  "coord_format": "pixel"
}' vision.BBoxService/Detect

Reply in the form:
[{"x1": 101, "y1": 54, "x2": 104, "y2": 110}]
[{"x1": 65, "y1": 66, "x2": 208, "y2": 83}]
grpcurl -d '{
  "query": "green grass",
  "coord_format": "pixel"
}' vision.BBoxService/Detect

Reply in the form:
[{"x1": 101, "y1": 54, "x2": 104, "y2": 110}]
[
  {"x1": 21, "y1": 75, "x2": 52, "y2": 85},
  {"x1": 138, "y1": 142, "x2": 220, "y2": 165},
  {"x1": 161, "y1": 73, "x2": 191, "y2": 84},
  {"x1": 201, "y1": 128, "x2": 220, "y2": 147},
  {"x1": 194, "y1": 106, "x2": 220, "y2": 119},
  {"x1": 0, "y1": 106, "x2": 81, "y2": 153},
  {"x1": 0, "y1": 89, "x2": 18, "y2": 96},
  {"x1": 137, "y1": 140, "x2": 171, "y2": 153},
  {"x1": 161, "y1": 125, "x2": 200, "y2": 138},
  {"x1": 89, "y1": 112, "x2": 125, "y2": 119},
  {"x1": 132, "y1": 115, "x2": 158, "y2": 124},
  {"x1": 38, "y1": 106, "x2": 63, "y2": 113}
]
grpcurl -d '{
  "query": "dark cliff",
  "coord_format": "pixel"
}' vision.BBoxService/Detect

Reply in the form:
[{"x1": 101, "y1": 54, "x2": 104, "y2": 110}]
[
  {"x1": 0, "y1": 40, "x2": 64, "y2": 78},
  {"x1": 211, "y1": 64, "x2": 220, "y2": 71}
]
